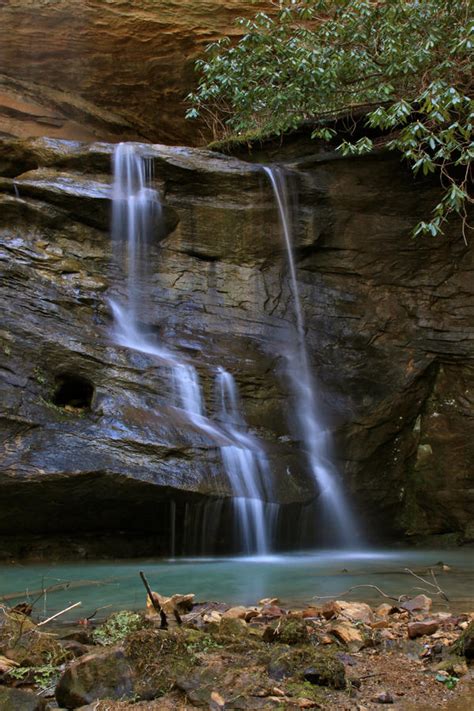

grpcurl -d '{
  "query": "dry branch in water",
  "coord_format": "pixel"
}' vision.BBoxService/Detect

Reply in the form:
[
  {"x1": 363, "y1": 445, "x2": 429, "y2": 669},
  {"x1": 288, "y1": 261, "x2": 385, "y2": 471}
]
[
  {"x1": 313, "y1": 568, "x2": 450, "y2": 605},
  {"x1": 404, "y1": 568, "x2": 449, "y2": 603},
  {"x1": 37, "y1": 601, "x2": 82, "y2": 627}
]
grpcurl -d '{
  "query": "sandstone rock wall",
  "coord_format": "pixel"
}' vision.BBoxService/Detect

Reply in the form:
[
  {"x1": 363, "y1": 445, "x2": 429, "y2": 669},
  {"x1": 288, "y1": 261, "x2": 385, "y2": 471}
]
[
  {"x1": 0, "y1": 135, "x2": 472, "y2": 557},
  {"x1": 0, "y1": 1, "x2": 269, "y2": 144}
]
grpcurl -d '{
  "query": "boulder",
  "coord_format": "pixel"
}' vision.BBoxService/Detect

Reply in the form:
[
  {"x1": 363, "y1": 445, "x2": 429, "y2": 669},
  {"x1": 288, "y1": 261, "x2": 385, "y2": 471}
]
[
  {"x1": 375, "y1": 604, "x2": 398, "y2": 617},
  {"x1": 222, "y1": 606, "x2": 248, "y2": 620},
  {"x1": 263, "y1": 617, "x2": 310, "y2": 645},
  {"x1": 0, "y1": 688, "x2": 47, "y2": 711},
  {"x1": 148, "y1": 592, "x2": 195, "y2": 616},
  {"x1": 55, "y1": 649, "x2": 134, "y2": 708},
  {"x1": 335, "y1": 601, "x2": 373, "y2": 625},
  {"x1": 218, "y1": 617, "x2": 248, "y2": 638}
]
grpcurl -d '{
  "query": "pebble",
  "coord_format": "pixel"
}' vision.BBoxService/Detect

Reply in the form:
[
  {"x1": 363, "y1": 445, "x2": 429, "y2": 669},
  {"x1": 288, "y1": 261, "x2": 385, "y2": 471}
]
[{"x1": 372, "y1": 691, "x2": 394, "y2": 704}]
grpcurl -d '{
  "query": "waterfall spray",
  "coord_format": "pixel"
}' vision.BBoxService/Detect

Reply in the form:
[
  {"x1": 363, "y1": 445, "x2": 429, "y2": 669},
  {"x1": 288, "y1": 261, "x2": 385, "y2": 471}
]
[{"x1": 264, "y1": 166, "x2": 358, "y2": 547}]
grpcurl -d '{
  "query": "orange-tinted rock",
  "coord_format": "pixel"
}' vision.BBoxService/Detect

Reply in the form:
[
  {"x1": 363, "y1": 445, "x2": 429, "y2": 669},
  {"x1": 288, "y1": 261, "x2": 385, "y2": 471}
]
[
  {"x1": 322, "y1": 601, "x2": 342, "y2": 620},
  {"x1": 330, "y1": 622, "x2": 365, "y2": 651},
  {"x1": 222, "y1": 606, "x2": 247, "y2": 620},
  {"x1": 302, "y1": 607, "x2": 323, "y2": 619},
  {"x1": 336, "y1": 601, "x2": 373, "y2": 624},
  {"x1": 376, "y1": 603, "x2": 399, "y2": 617},
  {"x1": 407, "y1": 620, "x2": 439, "y2": 639},
  {"x1": 371, "y1": 620, "x2": 390, "y2": 630},
  {"x1": 0, "y1": 1, "x2": 270, "y2": 145},
  {"x1": 401, "y1": 595, "x2": 432, "y2": 614}
]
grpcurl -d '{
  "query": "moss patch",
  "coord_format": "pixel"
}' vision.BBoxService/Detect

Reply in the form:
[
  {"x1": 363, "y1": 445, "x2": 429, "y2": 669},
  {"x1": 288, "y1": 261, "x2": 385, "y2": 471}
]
[{"x1": 124, "y1": 628, "x2": 199, "y2": 698}]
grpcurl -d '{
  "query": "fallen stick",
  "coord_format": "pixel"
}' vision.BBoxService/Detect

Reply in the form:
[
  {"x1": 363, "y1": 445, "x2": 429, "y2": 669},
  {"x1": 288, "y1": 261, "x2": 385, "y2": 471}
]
[
  {"x1": 0, "y1": 578, "x2": 115, "y2": 603},
  {"x1": 37, "y1": 601, "x2": 82, "y2": 627},
  {"x1": 404, "y1": 568, "x2": 450, "y2": 602},
  {"x1": 313, "y1": 584, "x2": 403, "y2": 602},
  {"x1": 139, "y1": 571, "x2": 167, "y2": 629}
]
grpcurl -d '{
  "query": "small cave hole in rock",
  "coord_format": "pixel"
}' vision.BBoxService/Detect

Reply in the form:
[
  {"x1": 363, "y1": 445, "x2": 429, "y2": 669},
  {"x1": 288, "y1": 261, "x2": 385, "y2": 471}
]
[{"x1": 52, "y1": 374, "x2": 94, "y2": 410}]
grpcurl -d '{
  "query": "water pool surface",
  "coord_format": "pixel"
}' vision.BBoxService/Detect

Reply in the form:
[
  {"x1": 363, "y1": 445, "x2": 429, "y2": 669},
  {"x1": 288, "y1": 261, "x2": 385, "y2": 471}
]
[{"x1": 1, "y1": 549, "x2": 473, "y2": 621}]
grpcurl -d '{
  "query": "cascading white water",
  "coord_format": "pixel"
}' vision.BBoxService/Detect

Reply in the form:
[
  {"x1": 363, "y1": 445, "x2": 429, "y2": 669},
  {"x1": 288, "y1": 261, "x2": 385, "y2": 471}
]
[
  {"x1": 111, "y1": 143, "x2": 159, "y2": 330},
  {"x1": 110, "y1": 143, "x2": 222, "y2": 442},
  {"x1": 109, "y1": 143, "x2": 274, "y2": 554},
  {"x1": 264, "y1": 166, "x2": 358, "y2": 547},
  {"x1": 217, "y1": 367, "x2": 276, "y2": 555}
]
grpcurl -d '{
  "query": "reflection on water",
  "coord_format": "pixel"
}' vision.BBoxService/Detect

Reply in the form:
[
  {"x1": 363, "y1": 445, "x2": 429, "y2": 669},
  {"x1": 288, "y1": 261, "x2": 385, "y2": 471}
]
[{"x1": 1, "y1": 549, "x2": 473, "y2": 621}]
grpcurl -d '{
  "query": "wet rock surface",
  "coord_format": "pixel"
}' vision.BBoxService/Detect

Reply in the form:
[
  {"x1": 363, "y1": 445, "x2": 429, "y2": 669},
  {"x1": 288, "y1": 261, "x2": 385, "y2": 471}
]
[{"x1": 0, "y1": 134, "x2": 473, "y2": 554}]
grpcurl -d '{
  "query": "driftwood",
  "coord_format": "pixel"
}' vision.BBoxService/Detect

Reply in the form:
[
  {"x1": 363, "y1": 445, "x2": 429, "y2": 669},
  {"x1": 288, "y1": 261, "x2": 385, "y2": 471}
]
[
  {"x1": 37, "y1": 601, "x2": 82, "y2": 627},
  {"x1": 313, "y1": 584, "x2": 403, "y2": 603},
  {"x1": 139, "y1": 571, "x2": 168, "y2": 629},
  {"x1": 0, "y1": 578, "x2": 115, "y2": 604},
  {"x1": 313, "y1": 567, "x2": 449, "y2": 605},
  {"x1": 404, "y1": 567, "x2": 450, "y2": 602}
]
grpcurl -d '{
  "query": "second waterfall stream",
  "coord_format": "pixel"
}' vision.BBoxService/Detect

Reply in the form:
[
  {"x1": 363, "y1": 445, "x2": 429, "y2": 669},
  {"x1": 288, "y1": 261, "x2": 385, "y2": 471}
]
[{"x1": 264, "y1": 166, "x2": 358, "y2": 547}]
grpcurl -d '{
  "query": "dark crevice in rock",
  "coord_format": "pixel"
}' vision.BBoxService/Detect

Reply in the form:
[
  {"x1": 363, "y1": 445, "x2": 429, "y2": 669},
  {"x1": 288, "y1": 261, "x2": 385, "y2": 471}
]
[
  {"x1": 183, "y1": 250, "x2": 220, "y2": 263},
  {"x1": 52, "y1": 373, "x2": 94, "y2": 410}
]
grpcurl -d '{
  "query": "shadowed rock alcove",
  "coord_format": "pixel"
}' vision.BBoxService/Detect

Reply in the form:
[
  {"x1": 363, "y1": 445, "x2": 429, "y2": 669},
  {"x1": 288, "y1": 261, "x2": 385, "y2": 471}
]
[{"x1": 52, "y1": 373, "x2": 94, "y2": 410}]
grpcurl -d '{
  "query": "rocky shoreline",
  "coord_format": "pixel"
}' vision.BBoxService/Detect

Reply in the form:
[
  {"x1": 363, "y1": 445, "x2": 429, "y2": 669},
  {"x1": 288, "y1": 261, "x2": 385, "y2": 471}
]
[{"x1": 1, "y1": 585, "x2": 474, "y2": 710}]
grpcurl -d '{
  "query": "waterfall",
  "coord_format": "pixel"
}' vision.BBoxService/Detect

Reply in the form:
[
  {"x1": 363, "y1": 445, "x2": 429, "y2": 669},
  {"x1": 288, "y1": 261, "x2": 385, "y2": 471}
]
[
  {"x1": 264, "y1": 166, "x2": 358, "y2": 547},
  {"x1": 109, "y1": 142, "x2": 274, "y2": 555},
  {"x1": 217, "y1": 368, "x2": 276, "y2": 555}
]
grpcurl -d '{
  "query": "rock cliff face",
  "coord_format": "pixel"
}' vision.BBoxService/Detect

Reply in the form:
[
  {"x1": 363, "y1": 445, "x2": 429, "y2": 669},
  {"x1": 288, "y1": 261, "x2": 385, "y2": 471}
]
[
  {"x1": 0, "y1": 1, "x2": 268, "y2": 145},
  {"x1": 0, "y1": 135, "x2": 472, "y2": 558}
]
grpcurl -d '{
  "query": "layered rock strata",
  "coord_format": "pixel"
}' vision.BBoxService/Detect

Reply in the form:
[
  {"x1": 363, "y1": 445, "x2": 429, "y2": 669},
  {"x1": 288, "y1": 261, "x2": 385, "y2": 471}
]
[
  {"x1": 0, "y1": 135, "x2": 473, "y2": 557},
  {"x1": 0, "y1": 0, "x2": 269, "y2": 144}
]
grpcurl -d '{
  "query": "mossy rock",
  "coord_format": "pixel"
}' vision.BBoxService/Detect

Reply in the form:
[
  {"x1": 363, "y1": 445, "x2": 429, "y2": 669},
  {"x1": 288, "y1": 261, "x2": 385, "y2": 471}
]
[
  {"x1": 452, "y1": 620, "x2": 474, "y2": 660},
  {"x1": 269, "y1": 646, "x2": 346, "y2": 691},
  {"x1": 218, "y1": 616, "x2": 248, "y2": 638},
  {"x1": 0, "y1": 687, "x2": 46, "y2": 711},
  {"x1": 274, "y1": 617, "x2": 310, "y2": 645},
  {"x1": 0, "y1": 608, "x2": 66, "y2": 666},
  {"x1": 285, "y1": 680, "x2": 327, "y2": 705},
  {"x1": 92, "y1": 610, "x2": 150, "y2": 646},
  {"x1": 55, "y1": 648, "x2": 134, "y2": 708},
  {"x1": 124, "y1": 628, "x2": 198, "y2": 698}
]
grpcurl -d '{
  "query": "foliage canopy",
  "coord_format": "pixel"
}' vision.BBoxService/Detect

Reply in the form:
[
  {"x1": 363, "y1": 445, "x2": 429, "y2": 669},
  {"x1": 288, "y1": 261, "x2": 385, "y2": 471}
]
[{"x1": 187, "y1": 0, "x2": 473, "y2": 240}]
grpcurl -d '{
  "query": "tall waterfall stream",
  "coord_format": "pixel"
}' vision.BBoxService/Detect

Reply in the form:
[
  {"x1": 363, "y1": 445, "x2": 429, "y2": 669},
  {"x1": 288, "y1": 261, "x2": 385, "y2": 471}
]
[{"x1": 264, "y1": 167, "x2": 358, "y2": 547}]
